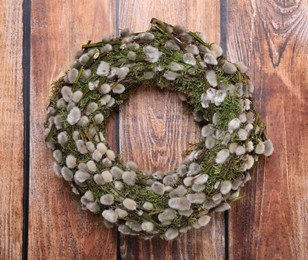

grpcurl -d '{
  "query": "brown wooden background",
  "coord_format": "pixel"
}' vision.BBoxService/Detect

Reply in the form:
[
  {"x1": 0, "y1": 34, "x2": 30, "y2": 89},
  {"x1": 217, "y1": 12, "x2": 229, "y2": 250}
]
[{"x1": 0, "y1": 0, "x2": 307, "y2": 259}]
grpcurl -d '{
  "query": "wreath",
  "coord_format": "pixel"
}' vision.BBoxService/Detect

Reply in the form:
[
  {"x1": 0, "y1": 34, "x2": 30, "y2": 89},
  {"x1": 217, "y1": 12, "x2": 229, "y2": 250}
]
[{"x1": 44, "y1": 18, "x2": 273, "y2": 240}]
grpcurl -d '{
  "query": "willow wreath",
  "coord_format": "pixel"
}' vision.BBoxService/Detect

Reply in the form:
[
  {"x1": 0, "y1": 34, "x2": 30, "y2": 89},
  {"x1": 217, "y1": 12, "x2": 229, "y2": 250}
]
[{"x1": 44, "y1": 19, "x2": 273, "y2": 240}]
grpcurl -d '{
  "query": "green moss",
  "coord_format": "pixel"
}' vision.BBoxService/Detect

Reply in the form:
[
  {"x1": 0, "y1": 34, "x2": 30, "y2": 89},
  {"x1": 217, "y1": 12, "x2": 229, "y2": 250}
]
[
  {"x1": 215, "y1": 93, "x2": 242, "y2": 130},
  {"x1": 48, "y1": 77, "x2": 65, "y2": 107},
  {"x1": 202, "y1": 162, "x2": 223, "y2": 196},
  {"x1": 126, "y1": 185, "x2": 169, "y2": 209},
  {"x1": 172, "y1": 215, "x2": 189, "y2": 228}
]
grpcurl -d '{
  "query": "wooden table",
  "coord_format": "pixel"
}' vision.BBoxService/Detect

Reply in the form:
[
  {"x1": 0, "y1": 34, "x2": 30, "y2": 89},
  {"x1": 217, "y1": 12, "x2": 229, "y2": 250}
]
[{"x1": 1, "y1": 0, "x2": 307, "y2": 259}]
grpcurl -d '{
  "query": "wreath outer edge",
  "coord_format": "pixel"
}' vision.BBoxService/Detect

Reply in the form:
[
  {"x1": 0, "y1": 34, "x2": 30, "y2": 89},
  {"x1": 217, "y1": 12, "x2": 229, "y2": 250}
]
[{"x1": 44, "y1": 18, "x2": 273, "y2": 240}]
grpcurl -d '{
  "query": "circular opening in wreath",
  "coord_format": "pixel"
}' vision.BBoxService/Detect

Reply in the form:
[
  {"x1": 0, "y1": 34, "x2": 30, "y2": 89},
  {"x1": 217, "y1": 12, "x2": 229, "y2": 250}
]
[{"x1": 112, "y1": 86, "x2": 201, "y2": 172}]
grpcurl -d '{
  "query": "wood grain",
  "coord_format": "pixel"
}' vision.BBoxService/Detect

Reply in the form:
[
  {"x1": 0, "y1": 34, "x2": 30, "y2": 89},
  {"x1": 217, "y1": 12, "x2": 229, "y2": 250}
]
[
  {"x1": 118, "y1": 1, "x2": 225, "y2": 259},
  {"x1": 1, "y1": 0, "x2": 305, "y2": 258},
  {"x1": 226, "y1": 1, "x2": 308, "y2": 259},
  {"x1": 29, "y1": 1, "x2": 118, "y2": 259},
  {"x1": 0, "y1": 0, "x2": 24, "y2": 258}
]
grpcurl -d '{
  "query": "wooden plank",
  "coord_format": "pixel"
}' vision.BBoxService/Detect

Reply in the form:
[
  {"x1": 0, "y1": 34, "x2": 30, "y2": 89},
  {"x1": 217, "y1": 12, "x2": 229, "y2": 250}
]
[
  {"x1": 0, "y1": 0, "x2": 24, "y2": 258},
  {"x1": 118, "y1": 1, "x2": 225, "y2": 259},
  {"x1": 29, "y1": 1, "x2": 118, "y2": 259},
  {"x1": 227, "y1": 1, "x2": 308, "y2": 259}
]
